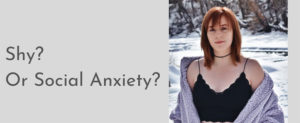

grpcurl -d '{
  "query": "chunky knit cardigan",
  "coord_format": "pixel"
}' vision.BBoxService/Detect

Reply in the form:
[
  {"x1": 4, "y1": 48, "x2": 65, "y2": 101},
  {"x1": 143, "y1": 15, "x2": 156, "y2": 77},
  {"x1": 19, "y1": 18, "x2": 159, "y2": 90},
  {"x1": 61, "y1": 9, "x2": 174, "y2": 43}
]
[{"x1": 169, "y1": 56, "x2": 284, "y2": 123}]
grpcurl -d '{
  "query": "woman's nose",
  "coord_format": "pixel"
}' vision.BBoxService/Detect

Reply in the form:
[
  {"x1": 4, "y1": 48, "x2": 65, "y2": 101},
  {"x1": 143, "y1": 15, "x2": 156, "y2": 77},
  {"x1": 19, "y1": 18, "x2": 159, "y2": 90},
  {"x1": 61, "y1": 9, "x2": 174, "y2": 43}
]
[{"x1": 215, "y1": 30, "x2": 223, "y2": 38}]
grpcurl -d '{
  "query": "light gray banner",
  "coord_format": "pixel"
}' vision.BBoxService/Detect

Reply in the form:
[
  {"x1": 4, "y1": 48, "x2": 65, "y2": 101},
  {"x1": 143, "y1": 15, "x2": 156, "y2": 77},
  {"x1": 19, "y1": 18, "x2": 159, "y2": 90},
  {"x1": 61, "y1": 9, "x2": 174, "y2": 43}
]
[
  {"x1": 289, "y1": 0, "x2": 300, "y2": 122},
  {"x1": 0, "y1": 0, "x2": 168, "y2": 123}
]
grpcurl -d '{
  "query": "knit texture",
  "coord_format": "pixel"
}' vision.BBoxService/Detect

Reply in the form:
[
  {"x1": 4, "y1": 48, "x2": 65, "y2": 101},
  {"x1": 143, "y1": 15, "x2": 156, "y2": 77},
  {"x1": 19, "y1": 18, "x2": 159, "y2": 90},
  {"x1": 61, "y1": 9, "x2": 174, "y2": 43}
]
[{"x1": 169, "y1": 56, "x2": 284, "y2": 123}]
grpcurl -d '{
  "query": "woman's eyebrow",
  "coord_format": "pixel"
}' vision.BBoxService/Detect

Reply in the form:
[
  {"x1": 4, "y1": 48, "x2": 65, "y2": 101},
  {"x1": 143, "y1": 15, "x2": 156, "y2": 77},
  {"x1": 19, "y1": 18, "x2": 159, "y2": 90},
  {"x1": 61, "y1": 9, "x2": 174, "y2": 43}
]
[
  {"x1": 220, "y1": 24, "x2": 228, "y2": 26},
  {"x1": 209, "y1": 24, "x2": 228, "y2": 28}
]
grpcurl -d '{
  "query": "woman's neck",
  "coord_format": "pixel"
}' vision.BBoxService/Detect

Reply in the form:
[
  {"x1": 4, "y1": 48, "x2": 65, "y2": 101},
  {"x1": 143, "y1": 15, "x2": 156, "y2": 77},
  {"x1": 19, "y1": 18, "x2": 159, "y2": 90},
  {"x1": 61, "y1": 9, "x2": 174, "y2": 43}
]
[
  {"x1": 213, "y1": 49, "x2": 233, "y2": 67},
  {"x1": 213, "y1": 55, "x2": 232, "y2": 67}
]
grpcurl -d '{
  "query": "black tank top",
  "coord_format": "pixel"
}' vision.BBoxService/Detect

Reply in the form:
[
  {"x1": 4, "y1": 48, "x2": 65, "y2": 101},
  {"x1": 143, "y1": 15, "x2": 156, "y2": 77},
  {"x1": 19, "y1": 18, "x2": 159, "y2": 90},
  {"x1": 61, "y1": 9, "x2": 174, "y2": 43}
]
[{"x1": 192, "y1": 58, "x2": 253, "y2": 122}]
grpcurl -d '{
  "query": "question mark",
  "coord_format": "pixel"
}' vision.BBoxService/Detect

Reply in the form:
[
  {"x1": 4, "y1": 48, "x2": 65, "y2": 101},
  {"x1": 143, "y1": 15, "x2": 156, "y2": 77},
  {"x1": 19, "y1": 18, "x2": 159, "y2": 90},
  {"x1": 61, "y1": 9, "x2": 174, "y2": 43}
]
[
  {"x1": 152, "y1": 72, "x2": 160, "y2": 86},
  {"x1": 36, "y1": 46, "x2": 44, "y2": 60}
]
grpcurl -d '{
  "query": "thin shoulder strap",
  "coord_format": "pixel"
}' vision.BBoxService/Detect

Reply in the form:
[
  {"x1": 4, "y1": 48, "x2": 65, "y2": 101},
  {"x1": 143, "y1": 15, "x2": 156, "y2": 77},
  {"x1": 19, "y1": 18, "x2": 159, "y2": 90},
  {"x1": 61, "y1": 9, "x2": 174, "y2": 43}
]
[
  {"x1": 243, "y1": 58, "x2": 249, "y2": 72},
  {"x1": 197, "y1": 59, "x2": 201, "y2": 74}
]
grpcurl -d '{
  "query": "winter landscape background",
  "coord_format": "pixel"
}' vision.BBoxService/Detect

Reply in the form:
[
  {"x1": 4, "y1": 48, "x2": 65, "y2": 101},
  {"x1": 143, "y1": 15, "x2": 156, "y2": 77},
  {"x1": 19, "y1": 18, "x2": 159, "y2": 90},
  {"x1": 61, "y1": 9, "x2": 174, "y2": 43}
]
[{"x1": 168, "y1": 0, "x2": 288, "y2": 122}]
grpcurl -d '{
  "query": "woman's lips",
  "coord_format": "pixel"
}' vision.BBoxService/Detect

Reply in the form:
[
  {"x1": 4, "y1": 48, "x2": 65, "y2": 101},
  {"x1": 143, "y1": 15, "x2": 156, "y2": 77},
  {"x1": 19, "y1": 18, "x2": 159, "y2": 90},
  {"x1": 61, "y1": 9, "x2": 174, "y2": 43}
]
[{"x1": 215, "y1": 41, "x2": 225, "y2": 44}]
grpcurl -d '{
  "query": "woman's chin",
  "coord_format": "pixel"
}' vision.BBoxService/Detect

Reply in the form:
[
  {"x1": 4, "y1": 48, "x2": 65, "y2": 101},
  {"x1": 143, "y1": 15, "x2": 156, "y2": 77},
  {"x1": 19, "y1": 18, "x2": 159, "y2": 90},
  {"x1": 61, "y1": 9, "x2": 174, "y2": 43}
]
[{"x1": 213, "y1": 47, "x2": 230, "y2": 53}]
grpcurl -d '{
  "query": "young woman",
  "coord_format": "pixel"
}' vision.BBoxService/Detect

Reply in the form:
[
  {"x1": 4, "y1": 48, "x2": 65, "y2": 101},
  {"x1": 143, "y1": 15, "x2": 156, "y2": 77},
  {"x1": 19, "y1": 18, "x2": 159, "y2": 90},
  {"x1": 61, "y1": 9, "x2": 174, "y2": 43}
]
[{"x1": 170, "y1": 7, "x2": 284, "y2": 123}]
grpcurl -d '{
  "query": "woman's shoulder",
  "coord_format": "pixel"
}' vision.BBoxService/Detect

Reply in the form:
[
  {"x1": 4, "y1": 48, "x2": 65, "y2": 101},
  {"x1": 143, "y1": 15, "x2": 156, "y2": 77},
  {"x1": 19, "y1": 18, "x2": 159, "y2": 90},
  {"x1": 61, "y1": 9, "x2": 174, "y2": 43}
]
[
  {"x1": 244, "y1": 58, "x2": 265, "y2": 91},
  {"x1": 186, "y1": 58, "x2": 203, "y2": 75},
  {"x1": 245, "y1": 58, "x2": 263, "y2": 74},
  {"x1": 186, "y1": 59, "x2": 199, "y2": 88},
  {"x1": 186, "y1": 58, "x2": 204, "y2": 89}
]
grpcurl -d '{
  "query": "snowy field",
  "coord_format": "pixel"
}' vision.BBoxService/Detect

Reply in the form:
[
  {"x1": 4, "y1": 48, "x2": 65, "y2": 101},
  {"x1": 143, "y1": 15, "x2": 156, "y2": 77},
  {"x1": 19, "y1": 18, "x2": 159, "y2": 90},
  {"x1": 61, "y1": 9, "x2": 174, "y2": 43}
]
[{"x1": 168, "y1": 29, "x2": 288, "y2": 123}]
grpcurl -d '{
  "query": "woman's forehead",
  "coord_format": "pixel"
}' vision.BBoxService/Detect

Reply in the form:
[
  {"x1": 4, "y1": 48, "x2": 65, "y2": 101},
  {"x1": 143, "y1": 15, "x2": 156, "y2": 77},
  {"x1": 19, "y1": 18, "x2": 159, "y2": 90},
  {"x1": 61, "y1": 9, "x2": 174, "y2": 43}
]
[{"x1": 208, "y1": 16, "x2": 230, "y2": 27}]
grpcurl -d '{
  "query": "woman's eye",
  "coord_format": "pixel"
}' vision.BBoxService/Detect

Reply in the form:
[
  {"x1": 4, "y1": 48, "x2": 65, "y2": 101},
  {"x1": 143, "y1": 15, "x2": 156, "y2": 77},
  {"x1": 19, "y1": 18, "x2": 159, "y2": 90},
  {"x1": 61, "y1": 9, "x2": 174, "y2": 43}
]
[
  {"x1": 209, "y1": 29, "x2": 215, "y2": 32},
  {"x1": 221, "y1": 27, "x2": 227, "y2": 30}
]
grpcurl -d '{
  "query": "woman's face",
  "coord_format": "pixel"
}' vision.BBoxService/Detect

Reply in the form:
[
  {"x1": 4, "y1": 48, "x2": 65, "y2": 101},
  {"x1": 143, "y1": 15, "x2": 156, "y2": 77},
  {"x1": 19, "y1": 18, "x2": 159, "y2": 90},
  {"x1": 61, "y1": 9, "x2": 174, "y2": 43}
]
[{"x1": 207, "y1": 16, "x2": 233, "y2": 54}]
